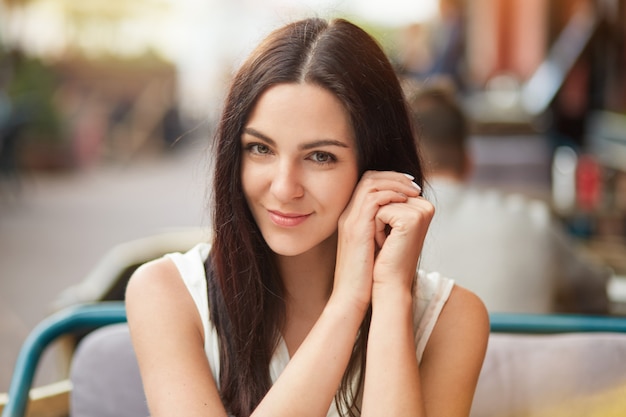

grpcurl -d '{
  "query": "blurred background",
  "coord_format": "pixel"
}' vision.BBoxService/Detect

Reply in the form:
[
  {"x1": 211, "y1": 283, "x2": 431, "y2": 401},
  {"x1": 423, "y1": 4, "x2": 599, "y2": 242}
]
[{"x1": 1, "y1": 0, "x2": 625, "y2": 394}]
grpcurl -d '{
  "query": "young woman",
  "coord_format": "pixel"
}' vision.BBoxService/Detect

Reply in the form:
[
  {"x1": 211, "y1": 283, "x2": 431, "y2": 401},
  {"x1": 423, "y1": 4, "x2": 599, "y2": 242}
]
[{"x1": 126, "y1": 17, "x2": 489, "y2": 417}]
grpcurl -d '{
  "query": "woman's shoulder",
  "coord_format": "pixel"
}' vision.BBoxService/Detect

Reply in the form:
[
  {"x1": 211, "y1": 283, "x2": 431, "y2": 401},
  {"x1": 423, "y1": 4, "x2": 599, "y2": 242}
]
[
  {"x1": 126, "y1": 242, "x2": 211, "y2": 301},
  {"x1": 437, "y1": 284, "x2": 490, "y2": 347},
  {"x1": 125, "y1": 257, "x2": 189, "y2": 313},
  {"x1": 421, "y1": 283, "x2": 489, "y2": 373},
  {"x1": 412, "y1": 270, "x2": 488, "y2": 359},
  {"x1": 126, "y1": 243, "x2": 212, "y2": 343},
  {"x1": 447, "y1": 284, "x2": 490, "y2": 324},
  {"x1": 126, "y1": 256, "x2": 208, "y2": 367}
]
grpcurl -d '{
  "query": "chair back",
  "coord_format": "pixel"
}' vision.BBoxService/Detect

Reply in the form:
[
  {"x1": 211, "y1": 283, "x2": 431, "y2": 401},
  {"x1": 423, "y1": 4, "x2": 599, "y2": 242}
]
[
  {"x1": 70, "y1": 324, "x2": 148, "y2": 417},
  {"x1": 472, "y1": 313, "x2": 626, "y2": 417}
]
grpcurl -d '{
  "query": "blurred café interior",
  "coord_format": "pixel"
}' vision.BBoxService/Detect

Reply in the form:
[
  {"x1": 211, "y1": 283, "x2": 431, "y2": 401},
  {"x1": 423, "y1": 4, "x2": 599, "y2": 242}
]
[
  {"x1": 3, "y1": 0, "x2": 625, "y2": 305},
  {"x1": 1, "y1": 0, "x2": 626, "y2": 305},
  {"x1": 1, "y1": 0, "x2": 626, "y2": 398},
  {"x1": 1, "y1": 0, "x2": 626, "y2": 302}
]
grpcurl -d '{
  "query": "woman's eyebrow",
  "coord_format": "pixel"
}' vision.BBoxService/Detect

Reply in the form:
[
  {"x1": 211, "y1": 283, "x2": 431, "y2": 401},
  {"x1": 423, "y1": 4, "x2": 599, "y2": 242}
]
[
  {"x1": 299, "y1": 140, "x2": 350, "y2": 151},
  {"x1": 243, "y1": 127, "x2": 275, "y2": 146},
  {"x1": 243, "y1": 127, "x2": 350, "y2": 150}
]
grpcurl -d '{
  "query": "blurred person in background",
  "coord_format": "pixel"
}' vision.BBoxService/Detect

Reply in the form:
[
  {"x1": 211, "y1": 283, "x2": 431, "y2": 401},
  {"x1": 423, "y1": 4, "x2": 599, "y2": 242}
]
[
  {"x1": 410, "y1": 85, "x2": 611, "y2": 314},
  {"x1": 126, "y1": 17, "x2": 489, "y2": 417}
]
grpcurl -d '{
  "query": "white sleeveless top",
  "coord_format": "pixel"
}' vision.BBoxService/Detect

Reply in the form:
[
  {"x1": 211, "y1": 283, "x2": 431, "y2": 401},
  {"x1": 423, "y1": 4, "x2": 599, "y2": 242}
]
[{"x1": 165, "y1": 242, "x2": 454, "y2": 417}]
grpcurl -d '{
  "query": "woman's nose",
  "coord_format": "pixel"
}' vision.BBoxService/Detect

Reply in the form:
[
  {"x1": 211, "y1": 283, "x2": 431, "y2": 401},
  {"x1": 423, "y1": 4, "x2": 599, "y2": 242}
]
[{"x1": 270, "y1": 162, "x2": 304, "y2": 201}]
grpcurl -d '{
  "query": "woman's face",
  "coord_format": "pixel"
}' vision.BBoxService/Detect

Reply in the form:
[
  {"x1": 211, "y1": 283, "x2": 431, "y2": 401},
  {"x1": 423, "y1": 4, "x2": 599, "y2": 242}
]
[{"x1": 241, "y1": 82, "x2": 359, "y2": 257}]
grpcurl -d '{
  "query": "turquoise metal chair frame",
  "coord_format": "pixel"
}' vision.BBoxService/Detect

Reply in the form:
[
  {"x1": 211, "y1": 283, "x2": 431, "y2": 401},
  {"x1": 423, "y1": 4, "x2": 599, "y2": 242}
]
[
  {"x1": 2, "y1": 302, "x2": 127, "y2": 417},
  {"x1": 3, "y1": 303, "x2": 626, "y2": 417},
  {"x1": 490, "y1": 312, "x2": 626, "y2": 333}
]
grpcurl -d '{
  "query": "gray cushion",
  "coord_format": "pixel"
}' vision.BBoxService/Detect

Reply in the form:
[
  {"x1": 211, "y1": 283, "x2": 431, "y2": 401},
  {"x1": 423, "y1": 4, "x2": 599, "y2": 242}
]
[
  {"x1": 70, "y1": 324, "x2": 149, "y2": 417},
  {"x1": 472, "y1": 332, "x2": 626, "y2": 417},
  {"x1": 70, "y1": 325, "x2": 626, "y2": 417}
]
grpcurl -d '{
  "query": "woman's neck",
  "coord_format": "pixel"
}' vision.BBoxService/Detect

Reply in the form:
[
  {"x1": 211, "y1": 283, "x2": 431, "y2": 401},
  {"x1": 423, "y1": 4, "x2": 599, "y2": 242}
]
[
  {"x1": 276, "y1": 236, "x2": 336, "y2": 307},
  {"x1": 275, "y1": 235, "x2": 337, "y2": 356}
]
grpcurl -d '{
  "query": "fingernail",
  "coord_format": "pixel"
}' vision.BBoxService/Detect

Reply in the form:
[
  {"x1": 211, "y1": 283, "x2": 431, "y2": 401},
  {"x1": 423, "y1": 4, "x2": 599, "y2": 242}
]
[
  {"x1": 403, "y1": 173, "x2": 415, "y2": 180},
  {"x1": 411, "y1": 181, "x2": 422, "y2": 192}
]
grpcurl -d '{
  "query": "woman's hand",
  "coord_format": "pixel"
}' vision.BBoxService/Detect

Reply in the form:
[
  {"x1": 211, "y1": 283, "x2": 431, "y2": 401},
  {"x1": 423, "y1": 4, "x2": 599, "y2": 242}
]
[
  {"x1": 332, "y1": 171, "x2": 421, "y2": 312},
  {"x1": 373, "y1": 193, "x2": 434, "y2": 293}
]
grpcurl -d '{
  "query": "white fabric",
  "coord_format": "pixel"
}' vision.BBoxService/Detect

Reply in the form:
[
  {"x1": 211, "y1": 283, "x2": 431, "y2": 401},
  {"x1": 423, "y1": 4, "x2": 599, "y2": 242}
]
[
  {"x1": 420, "y1": 179, "x2": 610, "y2": 314},
  {"x1": 166, "y1": 242, "x2": 453, "y2": 417}
]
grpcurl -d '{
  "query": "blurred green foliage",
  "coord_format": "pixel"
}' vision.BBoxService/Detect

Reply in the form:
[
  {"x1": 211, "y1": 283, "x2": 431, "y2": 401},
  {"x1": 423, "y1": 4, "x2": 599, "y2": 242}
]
[{"x1": 3, "y1": 49, "x2": 63, "y2": 144}]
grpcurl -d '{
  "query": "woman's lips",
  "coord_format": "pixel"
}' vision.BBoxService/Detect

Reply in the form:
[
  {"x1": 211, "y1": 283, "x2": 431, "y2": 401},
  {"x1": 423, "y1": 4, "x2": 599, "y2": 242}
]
[{"x1": 268, "y1": 210, "x2": 311, "y2": 227}]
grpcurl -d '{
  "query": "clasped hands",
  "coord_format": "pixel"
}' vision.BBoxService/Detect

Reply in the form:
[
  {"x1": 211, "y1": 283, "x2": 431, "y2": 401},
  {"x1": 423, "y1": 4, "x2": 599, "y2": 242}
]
[{"x1": 333, "y1": 170, "x2": 434, "y2": 313}]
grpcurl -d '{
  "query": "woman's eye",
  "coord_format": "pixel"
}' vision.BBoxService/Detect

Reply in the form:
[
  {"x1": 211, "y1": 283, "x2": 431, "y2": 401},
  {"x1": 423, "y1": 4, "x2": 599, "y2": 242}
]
[
  {"x1": 309, "y1": 151, "x2": 336, "y2": 164},
  {"x1": 248, "y1": 143, "x2": 271, "y2": 155}
]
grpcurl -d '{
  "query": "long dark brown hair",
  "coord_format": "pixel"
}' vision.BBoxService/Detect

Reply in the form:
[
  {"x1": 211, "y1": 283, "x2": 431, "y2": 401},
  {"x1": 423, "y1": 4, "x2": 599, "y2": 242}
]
[{"x1": 206, "y1": 17, "x2": 424, "y2": 417}]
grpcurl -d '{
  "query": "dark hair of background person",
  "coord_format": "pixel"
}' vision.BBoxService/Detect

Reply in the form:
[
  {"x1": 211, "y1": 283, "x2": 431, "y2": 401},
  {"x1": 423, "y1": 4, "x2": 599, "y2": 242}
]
[
  {"x1": 408, "y1": 86, "x2": 470, "y2": 178},
  {"x1": 205, "y1": 17, "x2": 424, "y2": 417}
]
